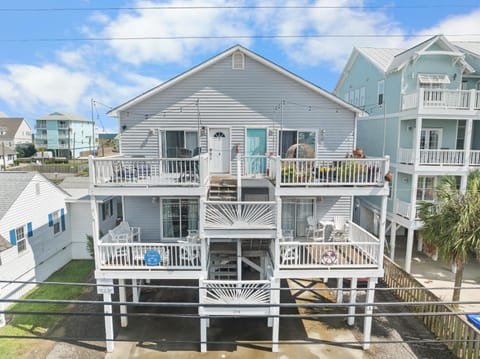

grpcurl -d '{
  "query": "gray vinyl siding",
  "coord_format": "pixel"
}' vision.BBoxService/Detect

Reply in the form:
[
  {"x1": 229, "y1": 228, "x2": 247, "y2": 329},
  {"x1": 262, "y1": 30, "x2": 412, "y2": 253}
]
[
  {"x1": 316, "y1": 196, "x2": 352, "y2": 222},
  {"x1": 118, "y1": 53, "x2": 355, "y2": 167},
  {"x1": 124, "y1": 197, "x2": 160, "y2": 241}
]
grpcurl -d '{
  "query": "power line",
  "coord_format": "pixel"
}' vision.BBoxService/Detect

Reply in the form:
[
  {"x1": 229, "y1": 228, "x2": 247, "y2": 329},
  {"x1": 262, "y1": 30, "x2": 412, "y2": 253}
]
[
  {"x1": 0, "y1": 4, "x2": 478, "y2": 12},
  {"x1": 1, "y1": 33, "x2": 480, "y2": 43}
]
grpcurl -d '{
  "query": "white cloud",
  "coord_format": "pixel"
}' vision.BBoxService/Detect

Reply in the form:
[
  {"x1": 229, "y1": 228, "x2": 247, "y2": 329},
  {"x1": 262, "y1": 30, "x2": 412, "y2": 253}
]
[
  {"x1": 416, "y1": 8, "x2": 480, "y2": 42},
  {"x1": 97, "y1": 0, "x2": 254, "y2": 65},
  {"x1": 0, "y1": 64, "x2": 91, "y2": 112}
]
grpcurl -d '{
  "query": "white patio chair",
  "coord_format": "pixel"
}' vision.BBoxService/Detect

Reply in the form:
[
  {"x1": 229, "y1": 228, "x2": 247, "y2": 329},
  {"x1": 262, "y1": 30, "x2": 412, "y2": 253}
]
[
  {"x1": 332, "y1": 216, "x2": 347, "y2": 240},
  {"x1": 306, "y1": 216, "x2": 315, "y2": 238},
  {"x1": 179, "y1": 234, "x2": 200, "y2": 266},
  {"x1": 313, "y1": 221, "x2": 326, "y2": 242}
]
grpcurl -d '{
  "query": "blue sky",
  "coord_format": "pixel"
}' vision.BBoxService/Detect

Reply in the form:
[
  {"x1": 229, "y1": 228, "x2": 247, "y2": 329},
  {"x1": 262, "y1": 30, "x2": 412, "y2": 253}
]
[{"x1": 1, "y1": 0, "x2": 479, "y2": 132}]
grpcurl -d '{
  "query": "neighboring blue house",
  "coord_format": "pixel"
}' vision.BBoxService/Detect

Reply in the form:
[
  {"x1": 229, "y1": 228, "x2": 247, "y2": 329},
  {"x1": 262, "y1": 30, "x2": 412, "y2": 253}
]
[
  {"x1": 334, "y1": 35, "x2": 480, "y2": 273},
  {"x1": 35, "y1": 112, "x2": 97, "y2": 158}
]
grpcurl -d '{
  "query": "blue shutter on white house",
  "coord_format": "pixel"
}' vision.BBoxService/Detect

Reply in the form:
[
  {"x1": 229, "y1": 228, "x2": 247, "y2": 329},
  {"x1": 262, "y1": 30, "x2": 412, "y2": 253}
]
[
  {"x1": 27, "y1": 222, "x2": 33, "y2": 238},
  {"x1": 9, "y1": 229, "x2": 16, "y2": 245},
  {"x1": 48, "y1": 213, "x2": 53, "y2": 227},
  {"x1": 60, "y1": 208, "x2": 66, "y2": 232}
]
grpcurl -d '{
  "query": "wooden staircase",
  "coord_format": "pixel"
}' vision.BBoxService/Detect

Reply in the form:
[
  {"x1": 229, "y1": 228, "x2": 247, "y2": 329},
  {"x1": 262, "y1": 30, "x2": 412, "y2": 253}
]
[
  {"x1": 208, "y1": 242, "x2": 237, "y2": 280},
  {"x1": 208, "y1": 176, "x2": 237, "y2": 201}
]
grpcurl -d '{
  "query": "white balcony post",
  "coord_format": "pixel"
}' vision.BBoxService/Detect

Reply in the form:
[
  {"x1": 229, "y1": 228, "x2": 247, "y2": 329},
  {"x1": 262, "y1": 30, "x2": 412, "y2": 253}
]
[
  {"x1": 271, "y1": 277, "x2": 280, "y2": 353},
  {"x1": 378, "y1": 194, "x2": 388, "y2": 268},
  {"x1": 347, "y1": 277, "x2": 358, "y2": 326},
  {"x1": 418, "y1": 88, "x2": 424, "y2": 112},
  {"x1": 463, "y1": 117, "x2": 473, "y2": 172},
  {"x1": 119, "y1": 279, "x2": 128, "y2": 327},
  {"x1": 199, "y1": 277, "x2": 208, "y2": 352},
  {"x1": 90, "y1": 194, "x2": 101, "y2": 268},
  {"x1": 470, "y1": 89, "x2": 476, "y2": 111},
  {"x1": 275, "y1": 156, "x2": 281, "y2": 189},
  {"x1": 389, "y1": 222, "x2": 397, "y2": 260},
  {"x1": 414, "y1": 117, "x2": 423, "y2": 166}
]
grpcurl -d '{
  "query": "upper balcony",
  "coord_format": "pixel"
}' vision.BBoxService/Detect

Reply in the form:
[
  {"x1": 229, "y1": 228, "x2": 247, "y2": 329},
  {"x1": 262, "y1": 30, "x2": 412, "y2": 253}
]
[
  {"x1": 398, "y1": 148, "x2": 480, "y2": 168},
  {"x1": 90, "y1": 155, "x2": 389, "y2": 196},
  {"x1": 402, "y1": 89, "x2": 480, "y2": 115}
]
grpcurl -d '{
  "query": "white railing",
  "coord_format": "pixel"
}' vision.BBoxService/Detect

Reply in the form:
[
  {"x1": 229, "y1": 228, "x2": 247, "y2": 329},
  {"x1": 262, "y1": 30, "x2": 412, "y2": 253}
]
[
  {"x1": 419, "y1": 149, "x2": 465, "y2": 165},
  {"x1": 398, "y1": 148, "x2": 414, "y2": 164},
  {"x1": 201, "y1": 280, "x2": 271, "y2": 305},
  {"x1": 402, "y1": 92, "x2": 418, "y2": 110},
  {"x1": 470, "y1": 151, "x2": 480, "y2": 166},
  {"x1": 204, "y1": 201, "x2": 276, "y2": 229},
  {"x1": 277, "y1": 157, "x2": 386, "y2": 186},
  {"x1": 278, "y1": 222, "x2": 380, "y2": 269},
  {"x1": 402, "y1": 89, "x2": 480, "y2": 111},
  {"x1": 394, "y1": 199, "x2": 412, "y2": 219},
  {"x1": 399, "y1": 148, "x2": 467, "y2": 166},
  {"x1": 98, "y1": 242, "x2": 202, "y2": 270},
  {"x1": 91, "y1": 155, "x2": 207, "y2": 186},
  {"x1": 243, "y1": 155, "x2": 269, "y2": 176}
]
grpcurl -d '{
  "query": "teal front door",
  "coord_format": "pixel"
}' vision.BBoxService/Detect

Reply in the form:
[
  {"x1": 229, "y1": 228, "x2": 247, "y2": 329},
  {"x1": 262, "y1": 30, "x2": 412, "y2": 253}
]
[{"x1": 246, "y1": 128, "x2": 267, "y2": 175}]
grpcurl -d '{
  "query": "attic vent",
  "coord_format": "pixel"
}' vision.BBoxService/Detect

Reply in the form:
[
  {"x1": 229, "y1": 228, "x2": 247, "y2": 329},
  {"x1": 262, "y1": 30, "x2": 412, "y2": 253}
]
[{"x1": 232, "y1": 52, "x2": 245, "y2": 70}]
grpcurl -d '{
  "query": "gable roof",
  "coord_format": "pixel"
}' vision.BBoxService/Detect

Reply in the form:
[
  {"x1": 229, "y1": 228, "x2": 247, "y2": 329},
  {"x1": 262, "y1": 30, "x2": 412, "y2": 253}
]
[
  {"x1": 0, "y1": 117, "x2": 28, "y2": 139},
  {"x1": 108, "y1": 45, "x2": 361, "y2": 117},
  {"x1": 35, "y1": 112, "x2": 93, "y2": 123},
  {"x1": 453, "y1": 41, "x2": 480, "y2": 58},
  {"x1": 0, "y1": 172, "x2": 70, "y2": 221},
  {"x1": 0, "y1": 172, "x2": 36, "y2": 220}
]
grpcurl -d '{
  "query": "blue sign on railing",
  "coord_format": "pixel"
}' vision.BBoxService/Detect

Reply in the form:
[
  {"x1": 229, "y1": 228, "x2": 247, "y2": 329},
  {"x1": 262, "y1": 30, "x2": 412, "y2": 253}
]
[{"x1": 144, "y1": 249, "x2": 161, "y2": 266}]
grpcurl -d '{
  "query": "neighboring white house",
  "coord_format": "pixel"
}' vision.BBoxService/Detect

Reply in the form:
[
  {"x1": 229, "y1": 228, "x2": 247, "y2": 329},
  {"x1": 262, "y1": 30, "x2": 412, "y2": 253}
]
[
  {"x1": 0, "y1": 117, "x2": 33, "y2": 148},
  {"x1": 89, "y1": 45, "x2": 389, "y2": 353},
  {"x1": 0, "y1": 172, "x2": 71, "y2": 326},
  {"x1": 334, "y1": 35, "x2": 480, "y2": 273}
]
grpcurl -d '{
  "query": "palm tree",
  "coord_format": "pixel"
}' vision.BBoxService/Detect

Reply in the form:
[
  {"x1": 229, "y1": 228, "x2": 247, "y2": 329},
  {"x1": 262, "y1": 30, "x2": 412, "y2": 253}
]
[{"x1": 418, "y1": 170, "x2": 480, "y2": 302}]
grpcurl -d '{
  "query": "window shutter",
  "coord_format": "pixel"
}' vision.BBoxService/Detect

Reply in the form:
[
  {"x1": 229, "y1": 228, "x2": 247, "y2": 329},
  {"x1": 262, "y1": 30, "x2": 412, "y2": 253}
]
[
  {"x1": 27, "y1": 222, "x2": 33, "y2": 238},
  {"x1": 60, "y1": 208, "x2": 66, "y2": 232},
  {"x1": 9, "y1": 229, "x2": 16, "y2": 245},
  {"x1": 48, "y1": 213, "x2": 53, "y2": 227}
]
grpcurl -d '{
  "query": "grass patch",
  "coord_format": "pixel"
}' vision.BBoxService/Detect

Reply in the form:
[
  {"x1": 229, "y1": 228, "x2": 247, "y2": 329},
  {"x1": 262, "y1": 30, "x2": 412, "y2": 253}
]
[{"x1": 0, "y1": 260, "x2": 94, "y2": 358}]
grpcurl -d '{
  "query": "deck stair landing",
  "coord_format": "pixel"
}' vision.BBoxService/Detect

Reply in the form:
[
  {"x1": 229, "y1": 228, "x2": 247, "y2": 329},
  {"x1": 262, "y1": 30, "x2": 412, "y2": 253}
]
[{"x1": 208, "y1": 176, "x2": 237, "y2": 201}]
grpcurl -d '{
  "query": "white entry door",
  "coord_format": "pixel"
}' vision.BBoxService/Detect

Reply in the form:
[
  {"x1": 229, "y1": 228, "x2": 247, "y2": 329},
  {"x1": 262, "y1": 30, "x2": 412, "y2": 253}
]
[{"x1": 209, "y1": 128, "x2": 230, "y2": 173}]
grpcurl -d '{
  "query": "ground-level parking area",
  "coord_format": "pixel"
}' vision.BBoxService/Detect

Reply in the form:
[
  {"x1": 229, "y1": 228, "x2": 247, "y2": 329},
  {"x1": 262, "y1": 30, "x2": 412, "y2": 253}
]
[{"x1": 102, "y1": 278, "x2": 454, "y2": 359}]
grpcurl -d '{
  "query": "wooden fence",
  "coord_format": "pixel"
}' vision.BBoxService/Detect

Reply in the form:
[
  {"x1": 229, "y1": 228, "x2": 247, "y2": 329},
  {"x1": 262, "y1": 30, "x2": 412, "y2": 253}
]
[
  {"x1": 382, "y1": 256, "x2": 480, "y2": 359},
  {"x1": 8, "y1": 162, "x2": 88, "y2": 174}
]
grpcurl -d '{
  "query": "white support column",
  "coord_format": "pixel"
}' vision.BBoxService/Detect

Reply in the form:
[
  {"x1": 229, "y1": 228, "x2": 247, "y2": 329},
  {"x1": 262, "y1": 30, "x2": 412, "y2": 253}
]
[
  {"x1": 347, "y1": 278, "x2": 358, "y2": 326},
  {"x1": 378, "y1": 190, "x2": 388, "y2": 268},
  {"x1": 417, "y1": 236, "x2": 423, "y2": 252},
  {"x1": 362, "y1": 278, "x2": 376, "y2": 350},
  {"x1": 275, "y1": 196, "x2": 282, "y2": 271},
  {"x1": 271, "y1": 277, "x2": 280, "y2": 353},
  {"x1": 389, "y1": 222, "x2": 397, "y2": 260},
  {"x1": 336, "y1": 278, "x2": 343, "y2": 303},
  {"x1": 405, "y1": 228, "x2": 415, "y2": 273},
  {"x1": 90, "y1": 194, "x2": 101, "y2": 267},
  {"x1": 119, "y1": 279, "x2": 128, "y2": 327},
  {"x1": 413, "y1": 117, "x2": 423, "y2": 166},
  {"x1": 237, "y1": 239, "x2": 242, "y2": 281},
  {"x1": 199, "y1": 278, "x2": 207, "y2": 352},
  {"x1": 132, "y1": 279, "x2": 139, "y2": 303},
  {"x1": 103, "y1": 292, "x2": 115, "y2": 352}
]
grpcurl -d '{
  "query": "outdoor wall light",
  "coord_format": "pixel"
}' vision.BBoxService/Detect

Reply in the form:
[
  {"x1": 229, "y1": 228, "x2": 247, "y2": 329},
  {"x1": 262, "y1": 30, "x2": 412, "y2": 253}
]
[{"x1": 200, "y1": 126, "x2": 207, "y2": 136}]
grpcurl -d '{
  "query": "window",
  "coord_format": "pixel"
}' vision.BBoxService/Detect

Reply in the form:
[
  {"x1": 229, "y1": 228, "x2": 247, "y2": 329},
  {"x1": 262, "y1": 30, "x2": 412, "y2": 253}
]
[
  {"x1": 377, "y1": 80, "x2": 384, "y2": 106},
  {"x1": 9, "y1": 223, "x2": 32, "y2": 254},
  {"x1": 456, "y1": 120, "x2": 466, "y2": 149},
  {"x1": 417, "y1": 176, "x2": 437, "y2": 201},
  {"x1": 420, "y1": 128, "x2": 442, "y2": 150},
  {"x1": 161, "y1": 130, "x2": 198, "y2": 158},
  {"x1": 281, "y1": 198, "x2": 314, "y2": 237},
  {"x1": 232, "y1": 52, "x2": 245, "y2": 70},
  {"x1": 49, "y1": 209, "x2": 65, "y2": 234},
  {"x1": 16, "y1": 226, "x2": 27, "y2": 253},
  {"x1": 162, "y1": 199, "x2": 199, "y2": 239},
  {"x1": 360, "y1": 87, "x2": 366, "y2": 107},
  {"x1": 279, "y1": 130, "x2": 316, "y2": 158},
  {"x1": 102, "y1": 199, "x2": 114, "y2": 221}
]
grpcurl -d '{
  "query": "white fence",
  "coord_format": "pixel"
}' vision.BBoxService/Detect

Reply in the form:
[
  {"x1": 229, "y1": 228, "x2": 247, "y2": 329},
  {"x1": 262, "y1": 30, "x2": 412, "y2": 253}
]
[
  {"x1": 399, "y1": 148, "x2": 467, "y2": 166},
  {"x1": 277, "y1": 158, "x2": 386, "y2": 186},
  {"x1": 91, "y1": 155, "x2": 208, "y2": 186},
  {"x1": 204, "y1": 201, "x2": 276, "y2": 229},
  {"x1": 394, "y1": 199, "x2": 412, "y2": 219}
]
